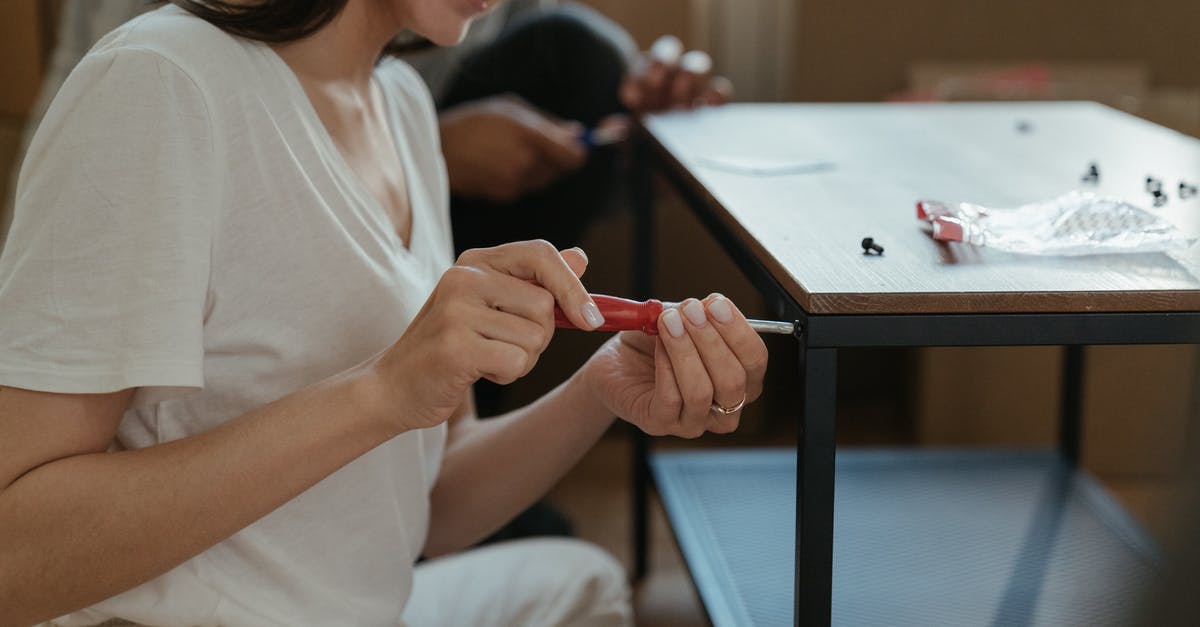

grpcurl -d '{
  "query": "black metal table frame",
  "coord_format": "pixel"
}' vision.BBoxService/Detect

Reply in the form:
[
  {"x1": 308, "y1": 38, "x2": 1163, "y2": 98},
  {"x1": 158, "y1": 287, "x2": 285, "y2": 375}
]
[{"x1": 626, "y1": 131, "x2": 1200, "y2": 626}]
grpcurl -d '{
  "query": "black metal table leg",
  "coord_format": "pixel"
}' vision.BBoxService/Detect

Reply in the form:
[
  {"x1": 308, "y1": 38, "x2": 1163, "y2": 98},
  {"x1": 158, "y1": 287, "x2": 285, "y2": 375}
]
[
  {"x1": 630, "y1": 132, "x2": 655, "y2": 580},
  {"x1": 1060, "y1": 345, "x2": 1085, "y2": 467},
  {"x1": 795, "y1": 345, "x2": 838, "y2": 626},
  {"x1": 632, "y1": 429, "x2": 650, "y2": 579}
]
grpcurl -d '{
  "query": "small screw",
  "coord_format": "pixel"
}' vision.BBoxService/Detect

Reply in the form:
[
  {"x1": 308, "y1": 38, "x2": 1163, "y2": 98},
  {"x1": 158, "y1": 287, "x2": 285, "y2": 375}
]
[
  {"x1": 861, "y1": 237, "x2": 884, "y2": 255},
  {"x1": 1180, "y1": 182, "x2": 1197, "y2": 200},
  {"x1": 1081, "y1": 162, "x2": 1099, "y2": 184},
  {"x1": 1152, "y1": 190, "x2": 1168, "y2": 207},
  {"x1": 1016, "y1": 120, "x2": 1033, "y2": 134},
  {"x1": 1146, "y1": 176, "x2": 1163, "y2": 193}
]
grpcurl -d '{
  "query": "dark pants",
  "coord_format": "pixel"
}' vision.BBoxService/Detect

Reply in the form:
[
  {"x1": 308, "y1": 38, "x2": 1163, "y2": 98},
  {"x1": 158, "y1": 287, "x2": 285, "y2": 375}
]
[
  {"x1": 441, "y1": 7, "x2": 630, "y2": 256},
  {"x1": 439, "y1": 7, "x2": 631, "y2": 418},
  {"x1": 435, "y1": 8, "x2": 633, "y2": 541}
]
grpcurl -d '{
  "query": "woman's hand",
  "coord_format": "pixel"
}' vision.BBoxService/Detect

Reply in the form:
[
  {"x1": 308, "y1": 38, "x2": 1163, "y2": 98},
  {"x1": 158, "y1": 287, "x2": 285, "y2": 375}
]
[
  {"x1": 369, "y1": 241, "x2": 601, "y2": 434},
  {"x1": 583, "y1": 294, "x2": 768, "y2": 438}
]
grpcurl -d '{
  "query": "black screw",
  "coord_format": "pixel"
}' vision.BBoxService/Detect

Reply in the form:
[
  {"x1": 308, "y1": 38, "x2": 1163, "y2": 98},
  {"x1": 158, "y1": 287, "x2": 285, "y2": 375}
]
[
  {"x1": 1146, "y1": 176, "x2": 1163, "y2": 193},
  {"x1": 1081, "y1": 162, "x2": 1099, "y2": 184},
  {"x1": 1153, "y1": 190, "x2": 1168, "y2": 207},
  {"x1": 1180, "y1": 182, "x2": 1197, "y2": 200},
  {"x1": 861, "y1": 237, "x2": 884, "y2": 255}
]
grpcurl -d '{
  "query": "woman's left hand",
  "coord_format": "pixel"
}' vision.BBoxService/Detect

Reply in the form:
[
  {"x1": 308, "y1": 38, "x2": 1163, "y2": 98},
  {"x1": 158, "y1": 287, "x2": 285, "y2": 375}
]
[{"x1": 582, "y1": 294, "x2": 768, "y2": 438}]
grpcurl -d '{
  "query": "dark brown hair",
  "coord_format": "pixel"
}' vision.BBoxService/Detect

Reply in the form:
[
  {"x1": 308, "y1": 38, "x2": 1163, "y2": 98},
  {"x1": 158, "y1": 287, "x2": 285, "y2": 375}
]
[
  {"x1": 165, "y1": 1, "x2": 433, "y2": 53},
  {"x1": 168, "y1": 0, "x2": 349, "y2": 43}
]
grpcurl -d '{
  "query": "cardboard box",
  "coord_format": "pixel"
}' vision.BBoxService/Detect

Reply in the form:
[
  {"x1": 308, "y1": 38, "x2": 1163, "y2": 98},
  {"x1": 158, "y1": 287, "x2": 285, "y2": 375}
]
[
  {"x1": 1106, "y1": 477, "x2": 1183, "y2": 544},
  {"x1": 0, "y1": 0, "x2": 47, "y2": 117},
  {"x1": 915, "y1": 346, "x2": 1060, "y2": 446},
  {"x1": 580, "y1": 0, "x2": 697, "y2": 49},
  {"x1": 916, "y1": 344, "x2": 1198, "y2": 482},
  {"x1": 1, "y1": 117, "x2": 26, "y2": 236},
  {"x1": 903, "y1": 62, "x2": 1149, "y2": 114},
  {"x1": 1143, "y1": 87, "x2": 1200, "y2": 138},
  {"x1": 1084, "y1": 346, "x2": 1197, "y2": 478},
  {"x1": 788, "y1": 0, "x2": 1200, "y2": 103},
  {"x1": 898, "y1": 62, "x2": 1200, "y2": 137}
]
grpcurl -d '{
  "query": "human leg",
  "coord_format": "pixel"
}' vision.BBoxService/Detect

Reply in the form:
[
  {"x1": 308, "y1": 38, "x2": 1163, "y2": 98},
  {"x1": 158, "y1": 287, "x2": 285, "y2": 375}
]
[{"x1": 402, "y1": 538, "x2": 633, "y2": 627}]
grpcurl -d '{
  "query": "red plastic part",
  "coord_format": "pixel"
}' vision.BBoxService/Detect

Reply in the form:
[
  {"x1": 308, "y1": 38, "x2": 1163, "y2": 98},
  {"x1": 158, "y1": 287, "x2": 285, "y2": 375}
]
[
  {"x1": 917, "y1": 199, "x2": 952, "y2": 222},
  {"x1": 932, "y1": 216, "x2": 966, "y2": 242},
  {"x1": 553, "y1": 294, "x2": 664, "y2": 335}
]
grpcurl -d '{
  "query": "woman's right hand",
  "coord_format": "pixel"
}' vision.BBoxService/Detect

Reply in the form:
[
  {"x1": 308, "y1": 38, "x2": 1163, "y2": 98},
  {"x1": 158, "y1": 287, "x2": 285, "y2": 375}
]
[{"x1": 368, "y1": 241, "x2": 602, "y2": 433}]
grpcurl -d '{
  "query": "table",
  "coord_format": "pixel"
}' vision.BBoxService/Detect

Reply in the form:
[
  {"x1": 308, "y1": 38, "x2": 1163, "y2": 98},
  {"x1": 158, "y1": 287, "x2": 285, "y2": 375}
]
[{"x1": 629, "y1": 102, "x2": 1200, "y2": 626}]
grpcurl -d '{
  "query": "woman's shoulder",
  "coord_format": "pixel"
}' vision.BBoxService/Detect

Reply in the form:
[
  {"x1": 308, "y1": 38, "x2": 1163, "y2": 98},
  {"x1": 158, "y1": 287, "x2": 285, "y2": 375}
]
[
  {"x1": 86, "y1": 5, "x2": 256, "y2": 90},
  {"x1": 377, "y1": 59, "x2": 436, "y2": 107},
  {"x1": 376, "y1": 58, "x2": 440, "y2": 138}
]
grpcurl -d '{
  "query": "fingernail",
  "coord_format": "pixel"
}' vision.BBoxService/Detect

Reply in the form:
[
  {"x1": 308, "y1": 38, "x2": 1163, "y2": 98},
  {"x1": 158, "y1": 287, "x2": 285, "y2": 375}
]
[
  {"x1": 680, "y1": 50, "x2": 712, "y2": 74},
  {"x1": 569, "y1": 247, "x2": 589, "y2": 264},
  {"x1": 650, "y1": 35, "x2": 683, "y2": 64},
  {"x1": 682, "y1": 300, "x2": 707, "y2": 326},
  {"x1": 708, "y1": 297, "x2": 734, "y2": 323},
  {"x1": 581, "y1": 300, "x2": 605, "y2": 329},
  {"x1": 662, "y1": 309, "x2": 685, "y2": 337}
]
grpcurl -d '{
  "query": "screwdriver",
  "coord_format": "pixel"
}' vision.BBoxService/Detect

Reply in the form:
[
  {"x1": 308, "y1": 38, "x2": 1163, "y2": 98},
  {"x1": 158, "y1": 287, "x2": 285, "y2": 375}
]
[{"x1": 554, "y1": 294, "x2": 796, "y2": 335}]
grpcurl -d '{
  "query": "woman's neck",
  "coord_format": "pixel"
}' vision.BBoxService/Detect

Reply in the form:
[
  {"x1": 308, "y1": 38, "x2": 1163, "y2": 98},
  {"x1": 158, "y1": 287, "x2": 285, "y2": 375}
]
[{"x1": 271, "y1": 0, "x2": 402, "y2": 89}]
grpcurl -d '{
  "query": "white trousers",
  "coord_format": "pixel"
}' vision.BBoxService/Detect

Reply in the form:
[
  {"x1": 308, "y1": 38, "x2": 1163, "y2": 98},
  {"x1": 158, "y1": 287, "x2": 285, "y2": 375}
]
[
  {"x1": 402, "y1": 538, "x2": 634, "y2": 627},
  {"x1": 65, "y1": 538, "x2": 632, "y2": 627}
]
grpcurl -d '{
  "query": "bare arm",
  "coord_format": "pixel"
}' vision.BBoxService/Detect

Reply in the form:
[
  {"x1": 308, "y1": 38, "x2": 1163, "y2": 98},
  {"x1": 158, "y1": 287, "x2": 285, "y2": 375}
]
[
  {"x1": 0, "y1": 364, "x2": 394, "y2": 626},
  {"x1": 424, "y1": 372, "x2": 613, "y2": 557},
  {"x1": 0, "y1": 240, "x2": 609, "y2": 625}
]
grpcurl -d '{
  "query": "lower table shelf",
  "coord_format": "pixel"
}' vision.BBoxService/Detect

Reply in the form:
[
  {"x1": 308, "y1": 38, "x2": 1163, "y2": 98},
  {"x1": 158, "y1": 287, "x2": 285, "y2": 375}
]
[{"x1": 650, "y1": 449, "x2": 1163, "y2": 627}]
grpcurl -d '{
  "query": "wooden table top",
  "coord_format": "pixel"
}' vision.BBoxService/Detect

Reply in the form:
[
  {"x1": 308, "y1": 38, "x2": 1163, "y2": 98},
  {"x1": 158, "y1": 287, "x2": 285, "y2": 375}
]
[{"x1": 644, "y1": 102, "x2": 1200, "y2": 315}]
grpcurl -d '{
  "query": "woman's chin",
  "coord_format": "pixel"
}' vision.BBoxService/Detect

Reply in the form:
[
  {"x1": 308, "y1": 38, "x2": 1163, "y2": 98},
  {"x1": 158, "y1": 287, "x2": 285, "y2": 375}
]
[
  {"x1": 415, "y1": 0, "x2": 497, "y2": 47},
  {"x1": 425, "y1": 27, "x2": 470, "y2": 47},
  {"x1": 414, "y1": 19, "x2": 474, "y2": 47}
]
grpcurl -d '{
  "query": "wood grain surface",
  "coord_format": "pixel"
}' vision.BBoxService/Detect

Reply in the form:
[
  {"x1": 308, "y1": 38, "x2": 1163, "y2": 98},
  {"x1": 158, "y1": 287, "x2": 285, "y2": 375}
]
[{"x1": 644, "y1": 102, "x2": 1200, "y2": 314}]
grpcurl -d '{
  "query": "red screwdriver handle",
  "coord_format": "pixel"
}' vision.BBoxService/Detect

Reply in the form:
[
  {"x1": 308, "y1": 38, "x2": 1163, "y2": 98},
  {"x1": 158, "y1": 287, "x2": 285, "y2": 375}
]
[{"x1": 554, "y1": 294, "x2": 664, "y2": 335}]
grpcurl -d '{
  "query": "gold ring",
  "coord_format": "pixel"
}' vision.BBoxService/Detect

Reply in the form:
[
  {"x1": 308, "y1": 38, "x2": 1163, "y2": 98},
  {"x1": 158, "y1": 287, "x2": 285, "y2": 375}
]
[{"x1": 709, "y1": 396, "x2": 746, "y2": 415}]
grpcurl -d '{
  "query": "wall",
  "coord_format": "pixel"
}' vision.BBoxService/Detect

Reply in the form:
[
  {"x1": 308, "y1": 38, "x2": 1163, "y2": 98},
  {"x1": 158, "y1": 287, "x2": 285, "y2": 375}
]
[
  {"x1": 584, "y1": 0, "x2": 798, "y2": 102},
  {"x1": 0, "y1": 1, "x2": 48, "y2": 118},
  {"x1": 0, "y1": 0, "x2": 55, "y2": 243},
  {"x1": 580, "y1": 0, "x2": 700, "y2": 48},
  {"x1": 788, "y1": 0, "x2": 1200, "y2": 102}
]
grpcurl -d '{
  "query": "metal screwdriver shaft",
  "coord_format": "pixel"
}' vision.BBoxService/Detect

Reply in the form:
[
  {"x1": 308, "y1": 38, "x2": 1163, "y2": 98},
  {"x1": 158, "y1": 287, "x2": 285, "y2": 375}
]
[{"x1": 745, "y1": 319, "x2": 797, "y2": 335}]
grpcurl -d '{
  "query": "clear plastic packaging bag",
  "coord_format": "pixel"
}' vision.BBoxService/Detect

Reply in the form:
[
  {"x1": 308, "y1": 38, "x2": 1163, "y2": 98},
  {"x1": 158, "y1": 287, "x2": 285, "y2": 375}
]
[{"x1": 916, "y1": 190, "x2": 1196, "y2": 256}]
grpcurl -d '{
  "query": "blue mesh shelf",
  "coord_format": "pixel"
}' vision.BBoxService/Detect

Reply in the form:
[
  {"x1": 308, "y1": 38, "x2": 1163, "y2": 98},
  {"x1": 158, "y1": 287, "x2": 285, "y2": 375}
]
[{"x1": 650, "y1": 449, "x2": 1162, "y2": 627}]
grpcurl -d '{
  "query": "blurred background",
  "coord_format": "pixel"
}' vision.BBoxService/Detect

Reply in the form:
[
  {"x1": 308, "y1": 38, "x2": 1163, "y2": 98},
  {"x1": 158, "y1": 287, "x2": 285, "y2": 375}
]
[{"x1": 2, "y1": 1, "x2": 1198, "y2": 625}]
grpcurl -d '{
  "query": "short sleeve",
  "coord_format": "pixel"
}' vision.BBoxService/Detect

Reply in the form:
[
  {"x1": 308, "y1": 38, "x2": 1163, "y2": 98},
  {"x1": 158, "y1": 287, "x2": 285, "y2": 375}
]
[{"x1": 0, "y1": 46, "x2": 218, "y2": 393}]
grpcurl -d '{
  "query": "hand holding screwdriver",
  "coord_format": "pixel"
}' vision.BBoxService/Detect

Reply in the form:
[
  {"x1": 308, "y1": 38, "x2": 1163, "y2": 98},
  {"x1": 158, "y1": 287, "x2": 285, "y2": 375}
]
[
  {"x1": 554, "y1": 294, "x2": 795, "y2": 335},
  {"x1": 579, "y1": 292, "x2": 770, "y2": 438}
]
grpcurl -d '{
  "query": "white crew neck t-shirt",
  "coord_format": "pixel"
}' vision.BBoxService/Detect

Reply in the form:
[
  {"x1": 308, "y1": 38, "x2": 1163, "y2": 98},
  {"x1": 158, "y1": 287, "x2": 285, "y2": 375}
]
[{"x1": 0, "y1": 6, "x2": 451, "y2": 625}]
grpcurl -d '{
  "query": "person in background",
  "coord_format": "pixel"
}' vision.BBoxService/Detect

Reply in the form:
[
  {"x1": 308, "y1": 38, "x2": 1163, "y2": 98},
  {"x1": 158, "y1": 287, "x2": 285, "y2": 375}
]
[
  {"x1": 427, "y1": 4, "x2": 731, "y2": 444},
  {"x1": 1, "y1": 0, "x2": 731, "y2": 543}
]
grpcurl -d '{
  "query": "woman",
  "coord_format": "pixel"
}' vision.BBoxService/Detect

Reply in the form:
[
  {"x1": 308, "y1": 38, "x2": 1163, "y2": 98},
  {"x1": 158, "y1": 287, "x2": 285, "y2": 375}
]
[{"x1": 0, "y1": 1, "x2": 767, "y2": 625}]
